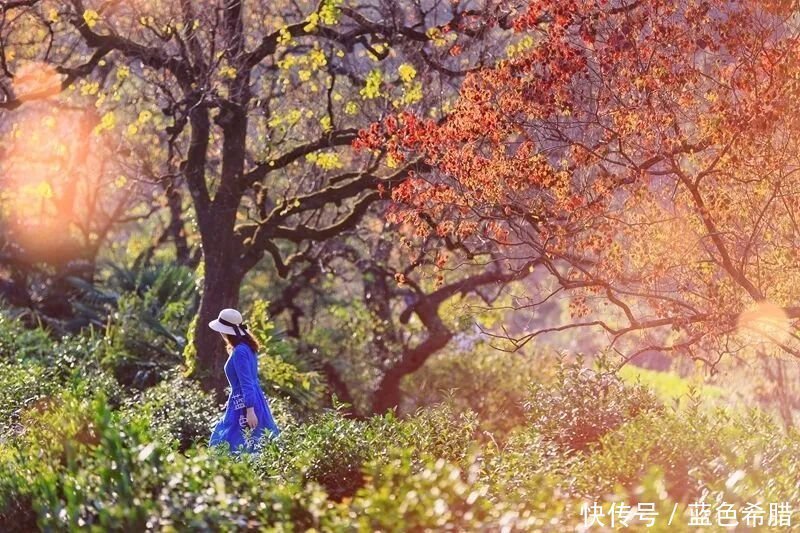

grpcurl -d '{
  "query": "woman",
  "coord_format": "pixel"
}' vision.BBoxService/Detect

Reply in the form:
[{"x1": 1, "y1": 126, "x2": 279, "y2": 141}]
[{"x1": 208, "y1": 308, "x2": 280, "y2": 453}]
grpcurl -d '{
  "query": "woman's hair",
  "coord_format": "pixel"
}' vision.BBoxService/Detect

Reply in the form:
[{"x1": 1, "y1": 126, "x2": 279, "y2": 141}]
[{"x1": 221, "y1": 331, "x2": 260, "y2": 354}]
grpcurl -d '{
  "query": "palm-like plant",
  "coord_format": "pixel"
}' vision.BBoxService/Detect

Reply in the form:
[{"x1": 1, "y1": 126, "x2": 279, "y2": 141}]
[{"x1": 67, "y1": 258, "x2": 199, "y2": 385}]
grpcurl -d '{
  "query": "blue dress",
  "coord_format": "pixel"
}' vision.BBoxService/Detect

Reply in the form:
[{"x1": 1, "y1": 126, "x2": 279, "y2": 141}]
[{"x1": 209, "y1": 343, "x2": 280, "y2": 453}]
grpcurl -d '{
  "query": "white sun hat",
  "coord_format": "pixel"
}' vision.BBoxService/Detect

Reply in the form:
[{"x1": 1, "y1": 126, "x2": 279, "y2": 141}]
[{"x1": 209, "y1": 308, "x2": 248, "y2": 337}]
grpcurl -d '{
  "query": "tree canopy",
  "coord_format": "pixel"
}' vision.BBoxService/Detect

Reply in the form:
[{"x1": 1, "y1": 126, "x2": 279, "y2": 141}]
[{"x1": 363, "y1": 0, "x2": 800, "y2": 368}]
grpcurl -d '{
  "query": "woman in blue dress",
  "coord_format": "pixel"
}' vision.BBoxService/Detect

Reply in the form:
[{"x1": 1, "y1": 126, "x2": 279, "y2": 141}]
[{"x1": 208, "y1": 308, "x2": 280, "y2": 454}]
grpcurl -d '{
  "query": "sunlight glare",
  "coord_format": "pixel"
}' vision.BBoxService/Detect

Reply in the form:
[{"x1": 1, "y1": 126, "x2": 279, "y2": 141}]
[
  {"x1": 11, "y1": 61, "x2": 62, "y2": 101},
  {"x1": 736, "y1": 301, "x2": 792, "y2": 348}
]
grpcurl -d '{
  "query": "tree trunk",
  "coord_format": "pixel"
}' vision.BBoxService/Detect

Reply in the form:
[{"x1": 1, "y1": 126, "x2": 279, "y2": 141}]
[
  {"x1": 371, "y1": 309, "x2": 453, "y2": 414},
  {"x1": 191, "y1": 225, "x2": 243, "y2": 399}
]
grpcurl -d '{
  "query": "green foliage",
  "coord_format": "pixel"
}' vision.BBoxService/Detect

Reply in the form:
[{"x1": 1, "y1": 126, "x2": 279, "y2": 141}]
[
  {"x1": 0, "y1": 308, "x2": 52, "y2": 362},
  {"x1": 5, "y1": 321, "x2": 800, "y2": 531},
  {"x1": 0, "y1": 389, "x2": 321, "y2": 531},
  {"x1": 254, "y1": 408, "x2": 399, "y2": 501},
  {"x1": 0, "y1": 329, "x2": 123, "y2": 437},
  {"x1": 525, "y1": 356, "x2": 662, "y2": 452},
  {"x1": 248, "y1": 299, "x2": 326, "y2": 415},
  {"x1": 618, "y1": 364, "x2": 726, "y2": 405},
  {"x1": 350, "y1": 448, "x2": 504, "y2": 531},
  {"x1": 304, "y1": 296, "x2": 389, "y2": 412},
  {"x1": 402, "y1": 344, "x2": 544, "y2": 437},
  {"x1": 120, "y1": 371, "x2": 219, "y2": 452},
  {"x1": 70, "y1": 260, "x2": 198, "y2": 386},
  {"x1": 401, "y1": 400, "x2": 480, "y2": 465}
]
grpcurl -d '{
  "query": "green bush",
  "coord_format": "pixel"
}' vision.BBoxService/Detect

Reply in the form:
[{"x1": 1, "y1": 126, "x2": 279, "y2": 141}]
[
  {"x1": 254, "y1": 408, "x2": 401, "y2": 501},
  {"x1": 0, "y1": 309, "x2": 52, "y2": 362},
  {"x1": 0, "y1": 331, "x2": 124, "y2": 438},
  {"x1": 5, "y1": 324, "x2": 800, "y2": 532},
  {"x1": 120, "y1": 371, "x2": 220, "y2": 452},
  {"x1": 525, "y1": 357, "x2": 662, "y2": 452},
  {"x1": 70, "y1": 261, "x2": 198, "y2": 386},
  {"x1": 400, "y1": 400, "x2": 480, "y2": 465},
  {"x1": 401, "y1": 344, "x2": 545, "y2": 438},
  {"x1": 350, "y1": 447, "x2": 502, "y2": 530},
  {"x1": 248, "y1": 299, "x2": 327, "y2": 417},
  {"x1": 0, "y1": 390, "x2": 325, "y2": 531}
]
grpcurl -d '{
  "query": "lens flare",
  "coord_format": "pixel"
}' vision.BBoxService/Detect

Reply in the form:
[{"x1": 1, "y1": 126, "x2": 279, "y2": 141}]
[
  {"x1": 11, "y1": 61, "x2": 62, "y2": 101},
  {"x1": 0, "y1": 106, "x2": 89, "y2": 263},
  {"x1": 736, "y1": 301, "x2": 792, "y2": 348}
]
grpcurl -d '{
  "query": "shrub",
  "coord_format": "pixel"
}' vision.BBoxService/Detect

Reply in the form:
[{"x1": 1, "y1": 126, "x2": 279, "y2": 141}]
[
  {"x1": 248, "y1": 299, "x2": 327, "y2": 417},
  {"x1": 573, "y1": 405, "x2": 721, "y2": 501},
  {"x1": 401, "y1": 344, "x2": 546, "y2": 438},
  {"x1": 0, "y1": 309, "x2": 52, "y2": 362},
  {"x1": 525, "y1": 357, "x2": 662, "y2": 452},
  {"x1": 254, "y1": 408, "x2": 399, "y2": 501},
  {"x1": 0, "y1": 332, "x2": 124, "y2": 438},
  {"x1": 120, "y1": 371, "x2": 220, "y2": 452},
  {"x1": 400, "y1": 400, "x2": 480, "y2": 465},
  {"x1": 349, "y1": 447, "x2": 504, "y2": 531},
  {"x1": 70, "y1": 260, "x2": 198, "y2": 386},
  {"x1": 0, "y1": 390, "x2": 323, "y2": 531}
]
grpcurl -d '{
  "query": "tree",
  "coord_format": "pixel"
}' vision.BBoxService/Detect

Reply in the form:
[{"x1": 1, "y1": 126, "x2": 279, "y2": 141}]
[
  {"x1": 364, "y1": 0, "x2": 800, "y2": 368},
  {"x1": 0, "y1": 89, "x2": 141, "y2": 322},
  {"x1": 0, "y1": 0, "x2": 519, "y2": 399}
]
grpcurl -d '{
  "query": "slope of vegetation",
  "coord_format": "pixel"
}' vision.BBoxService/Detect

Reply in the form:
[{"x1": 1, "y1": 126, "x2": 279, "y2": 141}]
[{"x1": 2, "y1": 307, "x2": 798, "y2": 532}]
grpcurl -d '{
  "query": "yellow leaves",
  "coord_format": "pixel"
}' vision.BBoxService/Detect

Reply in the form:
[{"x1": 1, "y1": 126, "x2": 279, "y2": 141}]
[
  {"x1": 306, "y1": 151, "x2": 343, "y2": 170},
  {"x1": 277, "y1": 26, "x2": 292, "y2": 46},
  {"x1": 367, "y1": 43, "x2": 387, "y2": 61},
  {"x1": 277, "y1": 47, "x2": 326, "y2": 82},
  {"x1": 94, "y1": 111, "x2": 116, "y2": 135},
  {"x1": 308, "y1": 48, "x2": 327, "y2": 69},
  {"x1": 286, "y1": 109, "x2": 302, "y2": 124},
  {"x1": 47, "y1": 8, "x2": 59, "y2": 23},
  {"x1": 345, "y1": 101, "x2": 358, "y2": 115},
  {"x1": 33, "y1": 181, "x2": 53, "y2": 199},
  {"x1": 277, "y1": 56, "x2": 296, "y2": 70},
  {"x1": 397, "y1": 63, "x2": 417, "y2": 83},
  {"x1": 426, "y1": 27, "x2": 448, "y2": 47},
  {"x1": 219, "y1": 65, "x2": 238, "y2": 80},
  {"x1": 319, "y1": 0, "x2": 343, "y2": 25},
  {"x1": 266, "y1": 108, "x2": 299, "y2": 130},
  {"x1": 116, "y1": 65, "x2": 130, "y2": 81},
  {"x1": 303, "y1": 12, "x2": 320, "y2": 33},
  {"x1": 320, "y1": 116, "x2": 332, "y2": 132},
  {"x1": 506, "y1": 35, "x2": 534, "y2": 58},
  {"x1": 137, "y1": 110, "x2": 153, "y2": 124},
  {"x1": 83, "y1": 9, "x2": 100, "y2": 28},
  {"x1": 360, "y1": 69, "x2": 383, "y2": 99},
  {"x1": 80, "y1": 81, "x2": 100, "y2": 96},
  {"x1": 394, "y1": 81, "x2": 423, "y2": 107},
  {"x1": 115, "y1": 175, "x2": 127, "y2": 188}
]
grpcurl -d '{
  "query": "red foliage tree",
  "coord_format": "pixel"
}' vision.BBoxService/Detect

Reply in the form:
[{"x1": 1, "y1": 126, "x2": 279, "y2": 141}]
[{"x1": 362, "y1": 0, "x2": 800, "y2": 367}]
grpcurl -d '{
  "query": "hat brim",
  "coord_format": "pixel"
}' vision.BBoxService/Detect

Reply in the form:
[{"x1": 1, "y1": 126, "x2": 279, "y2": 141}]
[{"x1": 209, "y1": 319, "x2": 238, "y2": 336}]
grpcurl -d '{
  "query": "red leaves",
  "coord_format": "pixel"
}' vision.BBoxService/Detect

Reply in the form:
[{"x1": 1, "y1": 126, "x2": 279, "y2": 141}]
[{"x1": 360, "y1": 1, "x2": 800, "y2": 350}]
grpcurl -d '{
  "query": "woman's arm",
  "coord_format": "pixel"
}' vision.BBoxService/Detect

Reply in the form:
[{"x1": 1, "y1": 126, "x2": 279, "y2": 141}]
[{"x1": 232, "y1": 345, "x2": 259, "y2": 410}]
